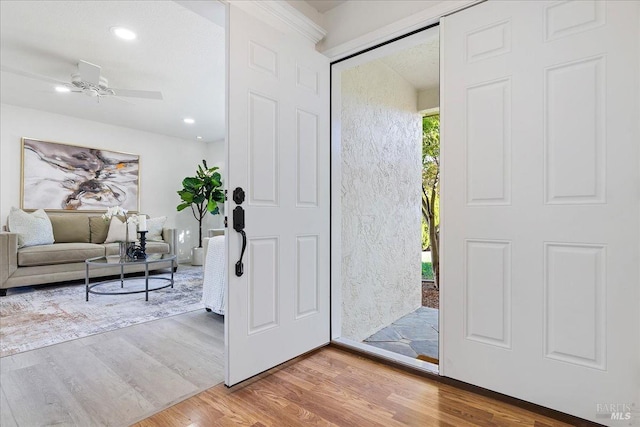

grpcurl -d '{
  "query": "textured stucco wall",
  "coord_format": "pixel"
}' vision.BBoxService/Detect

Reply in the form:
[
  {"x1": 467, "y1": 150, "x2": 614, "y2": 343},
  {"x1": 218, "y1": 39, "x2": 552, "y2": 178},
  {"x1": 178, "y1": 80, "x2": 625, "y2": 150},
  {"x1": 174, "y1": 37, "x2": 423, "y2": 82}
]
[{"x1": 341, "y1": 61, "x2": 422, "y2": 342}]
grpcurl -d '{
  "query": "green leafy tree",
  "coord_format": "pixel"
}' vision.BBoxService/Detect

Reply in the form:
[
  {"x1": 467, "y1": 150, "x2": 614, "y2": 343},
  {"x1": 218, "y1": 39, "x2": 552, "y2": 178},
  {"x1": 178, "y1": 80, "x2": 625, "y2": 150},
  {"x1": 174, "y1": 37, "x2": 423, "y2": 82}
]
[
  {"x1": 177, "y1": 160, "x2": 224, "y2": 248},
  {"x1": 422, "y1": 115, "x2": 440, "y2": 288}
]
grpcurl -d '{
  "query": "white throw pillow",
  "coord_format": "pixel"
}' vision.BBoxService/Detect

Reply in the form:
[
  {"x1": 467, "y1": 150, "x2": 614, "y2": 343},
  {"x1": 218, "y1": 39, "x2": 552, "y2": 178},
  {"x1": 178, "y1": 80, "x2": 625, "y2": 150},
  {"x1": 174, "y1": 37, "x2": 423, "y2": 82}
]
[
  {"x1": 7, "y1": 207, "x2": 55, "y2": 248},
  {"x1": 104, "y1": 217, "x2": 138, "y2": 243},
  {"x1": 146, "y1": 216, "x2": 166, "y2": 241}
]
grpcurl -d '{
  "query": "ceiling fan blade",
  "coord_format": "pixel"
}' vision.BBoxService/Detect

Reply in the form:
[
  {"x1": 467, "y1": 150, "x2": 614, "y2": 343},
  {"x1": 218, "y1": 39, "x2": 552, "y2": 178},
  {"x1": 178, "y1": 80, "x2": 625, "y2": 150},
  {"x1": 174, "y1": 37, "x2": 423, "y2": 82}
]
[
  {"x1": 107, "y1": 95, "x2": 135, "y2": 105},
  {"x1": 0, "y1": 65, "x2": 68, "y2": 85},
  {"x1": 78, "y1": 60, "x2": 101, "y2": 85},
  {"x1": 111, "y1": 88, "x2": 163, "y2": 100}
]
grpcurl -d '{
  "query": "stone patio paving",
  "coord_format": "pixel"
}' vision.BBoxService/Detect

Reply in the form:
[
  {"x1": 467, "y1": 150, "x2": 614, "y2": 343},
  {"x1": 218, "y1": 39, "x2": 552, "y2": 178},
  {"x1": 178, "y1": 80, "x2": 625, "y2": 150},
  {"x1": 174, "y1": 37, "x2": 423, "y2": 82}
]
[{"x1": 363, "y1": 306, "x2": 439, "y2": 361}]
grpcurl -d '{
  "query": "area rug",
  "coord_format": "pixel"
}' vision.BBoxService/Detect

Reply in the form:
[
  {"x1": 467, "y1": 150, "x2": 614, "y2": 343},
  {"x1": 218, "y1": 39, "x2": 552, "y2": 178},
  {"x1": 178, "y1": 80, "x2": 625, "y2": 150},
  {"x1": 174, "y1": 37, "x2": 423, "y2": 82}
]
[{"x1": 0, "y1": 265, "x2": 205, "y2": 357}]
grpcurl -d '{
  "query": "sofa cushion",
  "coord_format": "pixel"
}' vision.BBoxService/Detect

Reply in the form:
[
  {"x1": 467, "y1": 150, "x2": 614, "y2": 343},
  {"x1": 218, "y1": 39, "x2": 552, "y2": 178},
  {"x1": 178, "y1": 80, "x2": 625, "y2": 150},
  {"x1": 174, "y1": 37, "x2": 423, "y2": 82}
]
[
  {"x1": 18, "y1": 243, "x2": 105, "y2": 267},
  {"x1": 8, "y1": 207, "x2": 55, "y2": 248},
  {"x1": 103, "y1": 242, "x2": 170, "y2": 256},
  {"x1": 89, "y1": 216, "x2": 110, "y2": 243},
  {"x1": 48, "y1": 214, "x2": 90, "y2": 243},
  {"x1": 146, "y1": 216, "x2": 167, "y2": 241}
]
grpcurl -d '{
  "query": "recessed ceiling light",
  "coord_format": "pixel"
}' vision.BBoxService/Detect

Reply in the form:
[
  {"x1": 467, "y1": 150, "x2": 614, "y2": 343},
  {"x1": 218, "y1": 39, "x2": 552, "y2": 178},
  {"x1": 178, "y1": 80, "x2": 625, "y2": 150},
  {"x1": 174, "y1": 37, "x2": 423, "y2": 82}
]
[
  {"x1": 55, "y1": 86, "x2": 70, "y2": 93},
  {"x1": 183, "y1": 118, "x2": 195, "y2": 124},
  {"x1": 110, "y1": 26, "x2": 137, "y2": 40},
  {"x1": 196, "y1": 136, "x2": 203, "y2": 140}
]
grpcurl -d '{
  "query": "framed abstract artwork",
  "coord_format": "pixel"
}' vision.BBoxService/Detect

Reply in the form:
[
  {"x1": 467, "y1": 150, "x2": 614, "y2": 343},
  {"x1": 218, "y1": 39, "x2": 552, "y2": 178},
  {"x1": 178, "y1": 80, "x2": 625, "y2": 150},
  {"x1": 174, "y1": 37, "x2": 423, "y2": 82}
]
[{"x1": 21, "y1": 138, "x2": 140, "y2": 212}]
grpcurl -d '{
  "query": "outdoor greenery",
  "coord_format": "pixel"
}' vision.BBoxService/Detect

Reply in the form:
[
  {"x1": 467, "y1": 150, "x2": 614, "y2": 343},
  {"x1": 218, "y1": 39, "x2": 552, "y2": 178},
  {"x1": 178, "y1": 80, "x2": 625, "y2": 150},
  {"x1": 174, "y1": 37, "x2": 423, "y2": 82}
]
[
  {"x1": 422, "y1": 114, "x2": 440, "y2": 288},
  {"x1": 421, "y1": 262, "x2": 434, "y2": 280},
  {"x1": 177, "y1": 160, "x2": 225, "y2": 248}
]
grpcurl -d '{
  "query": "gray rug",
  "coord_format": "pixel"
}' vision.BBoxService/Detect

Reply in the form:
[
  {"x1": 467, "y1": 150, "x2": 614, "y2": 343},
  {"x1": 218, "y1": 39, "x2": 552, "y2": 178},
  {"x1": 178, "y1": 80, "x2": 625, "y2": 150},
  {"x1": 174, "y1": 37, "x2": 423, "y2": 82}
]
[{"x1": 0, "y1": 265, "x2": 205, "y2": 357}]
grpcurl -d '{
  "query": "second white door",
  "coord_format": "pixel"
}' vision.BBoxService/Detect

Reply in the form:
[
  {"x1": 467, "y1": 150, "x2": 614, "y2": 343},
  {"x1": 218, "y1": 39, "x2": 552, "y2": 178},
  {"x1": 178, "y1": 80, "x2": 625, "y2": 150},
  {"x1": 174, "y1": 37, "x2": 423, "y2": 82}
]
[{"x1": 441, "y1": 1, "x2": 639, "y2": 424}]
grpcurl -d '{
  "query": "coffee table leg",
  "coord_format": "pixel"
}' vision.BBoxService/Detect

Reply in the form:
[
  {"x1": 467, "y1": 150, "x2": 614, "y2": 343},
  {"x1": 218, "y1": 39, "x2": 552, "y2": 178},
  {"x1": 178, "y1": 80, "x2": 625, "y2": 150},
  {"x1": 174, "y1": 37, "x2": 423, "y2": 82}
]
[
  {"x1": 145, "y1": 263, "x2": 149, "y2": 301},
  {"x1": 120, "y1": 264, "x2": 124, "y2": 288},
  {"x1": 85, "y1": 263, "x2": 89, "y2": 301},
  {"x1": 171, "y1": 259, "x2": 175, "y2": 288}
]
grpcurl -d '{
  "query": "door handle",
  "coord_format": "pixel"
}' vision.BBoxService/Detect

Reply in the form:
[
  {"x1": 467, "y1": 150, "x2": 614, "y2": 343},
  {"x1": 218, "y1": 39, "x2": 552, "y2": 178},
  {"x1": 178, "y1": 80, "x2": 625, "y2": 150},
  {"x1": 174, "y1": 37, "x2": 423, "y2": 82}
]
[
  {"x1": 233, "y1": 187, "x2": 245, "y2": 204},
  {"x1": 233, "y1": 205, "x2": 246, "y2": 277}
]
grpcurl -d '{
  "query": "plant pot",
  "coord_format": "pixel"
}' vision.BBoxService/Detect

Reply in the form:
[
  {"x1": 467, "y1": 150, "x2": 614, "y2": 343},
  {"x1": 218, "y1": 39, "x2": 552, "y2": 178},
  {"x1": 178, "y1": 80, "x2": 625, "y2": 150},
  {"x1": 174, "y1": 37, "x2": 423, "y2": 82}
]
[{"x1": 191, "y1": 247, "x2": 204, "y2": 266}]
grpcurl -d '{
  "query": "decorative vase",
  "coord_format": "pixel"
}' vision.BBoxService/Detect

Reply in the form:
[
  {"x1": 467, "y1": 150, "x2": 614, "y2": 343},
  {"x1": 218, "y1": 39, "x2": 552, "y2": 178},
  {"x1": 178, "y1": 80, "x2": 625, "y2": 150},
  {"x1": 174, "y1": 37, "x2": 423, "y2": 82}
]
[
  {"x1": 191, "y1": 247, "x2": 204, "y2": 266},
  {"x1": 126, "y1": 242, "x2": 137, "y2": 260}
]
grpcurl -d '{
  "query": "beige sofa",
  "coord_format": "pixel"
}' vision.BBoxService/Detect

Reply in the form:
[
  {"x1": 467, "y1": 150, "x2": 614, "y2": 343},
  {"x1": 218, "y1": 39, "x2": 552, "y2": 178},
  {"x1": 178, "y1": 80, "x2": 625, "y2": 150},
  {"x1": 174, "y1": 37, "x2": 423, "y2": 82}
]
[{"x1": 0, "y1": 213, "x2": 177, "y2": 296}]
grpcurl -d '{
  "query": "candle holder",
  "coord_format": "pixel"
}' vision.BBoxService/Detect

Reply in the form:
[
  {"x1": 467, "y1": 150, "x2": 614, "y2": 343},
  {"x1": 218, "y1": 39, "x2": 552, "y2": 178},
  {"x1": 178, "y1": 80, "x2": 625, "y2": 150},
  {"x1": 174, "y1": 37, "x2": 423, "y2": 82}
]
[
  {"x1": 138, "y1": 230, "x2": 148, "y2": 257},
  {"x1": 126, "y1": 231, "x2": 148, "y2": 260}
]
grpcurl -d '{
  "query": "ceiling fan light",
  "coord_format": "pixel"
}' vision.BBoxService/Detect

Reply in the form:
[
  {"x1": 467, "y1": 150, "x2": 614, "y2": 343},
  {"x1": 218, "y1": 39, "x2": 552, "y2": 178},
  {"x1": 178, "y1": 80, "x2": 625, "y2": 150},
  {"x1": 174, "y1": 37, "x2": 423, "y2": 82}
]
[
  {"x1": 55, "y1": 86, "x2": 70, "y2": 93},
  {"x1": 110, "y1": 26, "x2": 137, "y2": 41},
  {"x1": 183, "y1": 118, "x2": 195, "y2": 124},
  {"x1": 98, "y1": 76, "x2": 109, "y2": 89},
  {"x1": 71, "y1": 73, "x2": 82, "y2": 85}
]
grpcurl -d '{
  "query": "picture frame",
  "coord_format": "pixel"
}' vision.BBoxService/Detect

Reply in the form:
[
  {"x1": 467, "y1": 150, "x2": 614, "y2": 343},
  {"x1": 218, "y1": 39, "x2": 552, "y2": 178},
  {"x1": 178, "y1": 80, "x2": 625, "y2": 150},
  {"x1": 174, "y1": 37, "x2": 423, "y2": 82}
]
[{"x1": 20, "y1": 137, "x2": 140, "y2": 212}]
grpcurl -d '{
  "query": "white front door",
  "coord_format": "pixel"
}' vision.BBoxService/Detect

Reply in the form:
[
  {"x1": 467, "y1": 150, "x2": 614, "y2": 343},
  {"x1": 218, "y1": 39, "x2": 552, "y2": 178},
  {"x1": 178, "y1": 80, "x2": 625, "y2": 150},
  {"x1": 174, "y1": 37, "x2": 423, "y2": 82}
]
[
  {"x1": 440, "y1": 1, "x2": 639, "y2": 424},
  {"x1": 226, "y1": 4, "x2": 330, "y2": 386}
]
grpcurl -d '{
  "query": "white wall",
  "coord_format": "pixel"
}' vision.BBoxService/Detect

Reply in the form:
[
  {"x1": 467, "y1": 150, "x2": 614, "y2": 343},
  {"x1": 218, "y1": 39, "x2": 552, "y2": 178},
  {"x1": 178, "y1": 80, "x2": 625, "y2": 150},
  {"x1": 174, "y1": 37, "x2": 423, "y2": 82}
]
[
  {"x1": 0, "y1": 103, "x2": 225, "y2": 262},
  {"x1": 340, "y1": 61, "x2": 422, "y2": 341},
  {"x1": 203, "y1": 139, "x2": 226, "y2": 231},
  {"x1": 418, "y1": 87, "x2": 439, "y2": 112}
]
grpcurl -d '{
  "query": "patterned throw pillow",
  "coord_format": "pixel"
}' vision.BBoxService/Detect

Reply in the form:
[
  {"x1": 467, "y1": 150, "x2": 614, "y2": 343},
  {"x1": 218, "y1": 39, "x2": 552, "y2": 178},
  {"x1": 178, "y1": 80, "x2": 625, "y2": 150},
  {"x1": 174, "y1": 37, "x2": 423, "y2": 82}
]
[
  {"x1": 146, "y1": 216, "x2": 167, "y2": 241},
  {"x1": 7, "y1": 207, "x2": 55, "y2": 248}
]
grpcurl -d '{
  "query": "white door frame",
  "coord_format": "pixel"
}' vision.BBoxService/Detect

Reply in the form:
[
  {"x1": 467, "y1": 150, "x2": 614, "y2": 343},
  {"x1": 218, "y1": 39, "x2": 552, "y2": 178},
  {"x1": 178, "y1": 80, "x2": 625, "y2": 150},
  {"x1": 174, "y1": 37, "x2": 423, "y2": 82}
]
[
  {"x1": 322, "y1": 0, "x2": 481, "y2": 62},
  {"x1": 329, "y1": 0, "x2": 478, "y2": 377}
]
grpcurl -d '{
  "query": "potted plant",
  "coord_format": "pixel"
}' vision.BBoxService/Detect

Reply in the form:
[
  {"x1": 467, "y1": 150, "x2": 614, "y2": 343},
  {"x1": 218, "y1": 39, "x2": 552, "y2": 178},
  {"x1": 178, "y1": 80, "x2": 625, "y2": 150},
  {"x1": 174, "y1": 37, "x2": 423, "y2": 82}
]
[{"x1": 177, "y1": 160, "x2": 224, "y2": 265}]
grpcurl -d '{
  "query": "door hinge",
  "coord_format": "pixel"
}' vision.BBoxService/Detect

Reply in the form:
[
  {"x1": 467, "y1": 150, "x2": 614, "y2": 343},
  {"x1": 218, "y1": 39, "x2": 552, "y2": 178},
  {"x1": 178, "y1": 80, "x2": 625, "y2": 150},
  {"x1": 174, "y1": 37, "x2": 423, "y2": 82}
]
[
  {"x1": 224, "y1": 216, "x2": 228, "y2": 228},
  {"x1": 224, "y1": 189, "x2": 228, "y2": 201}
]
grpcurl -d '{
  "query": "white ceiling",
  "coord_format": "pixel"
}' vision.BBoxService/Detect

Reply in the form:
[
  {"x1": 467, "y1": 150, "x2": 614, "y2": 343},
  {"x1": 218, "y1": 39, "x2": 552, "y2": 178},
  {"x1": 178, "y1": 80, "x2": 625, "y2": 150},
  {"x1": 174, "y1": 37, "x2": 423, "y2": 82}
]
[
  {"x1": 305, "y1": 0, "x2": 348, "y2": 13},
  {"x1": 380, "y1": 35, "x2": 440, "y2": 91},
  {"x1": 0, "y1": 1, "x2": 225, "y2": 143}
]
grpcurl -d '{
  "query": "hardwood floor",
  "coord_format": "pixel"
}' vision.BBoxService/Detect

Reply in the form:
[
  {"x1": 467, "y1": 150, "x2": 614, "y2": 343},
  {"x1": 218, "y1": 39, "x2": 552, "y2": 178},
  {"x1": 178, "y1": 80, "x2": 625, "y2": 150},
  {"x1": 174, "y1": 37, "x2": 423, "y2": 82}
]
[
  {"x1": 0, "y1": 310, "x2": 224, "y2": 427},
  {"x1": 135, "y1": 346, "x2": 577, "y2": 427}
]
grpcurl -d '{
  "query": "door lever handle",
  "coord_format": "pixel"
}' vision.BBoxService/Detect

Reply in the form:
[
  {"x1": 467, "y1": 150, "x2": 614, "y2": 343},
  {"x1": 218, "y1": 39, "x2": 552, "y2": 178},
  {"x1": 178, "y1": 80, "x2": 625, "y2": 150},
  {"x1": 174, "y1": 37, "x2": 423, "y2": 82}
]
[
  {"x1": 233, "y1": 206, "x2": 246, "y2": 277},
  {"x1": 236, "y1": 230, "x2": 246, "y2": 277}
]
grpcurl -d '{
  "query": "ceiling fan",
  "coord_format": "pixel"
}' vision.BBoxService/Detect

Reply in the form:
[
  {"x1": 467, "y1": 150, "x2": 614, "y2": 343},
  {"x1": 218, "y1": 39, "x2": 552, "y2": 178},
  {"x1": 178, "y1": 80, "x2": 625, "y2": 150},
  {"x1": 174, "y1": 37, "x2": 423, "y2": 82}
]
[
  {"x1": 67, "y1": 60, "x2": 163, "y2": 100},
  {"x1": 2, "y1": 60, "x2": 163, "y2": 101}
]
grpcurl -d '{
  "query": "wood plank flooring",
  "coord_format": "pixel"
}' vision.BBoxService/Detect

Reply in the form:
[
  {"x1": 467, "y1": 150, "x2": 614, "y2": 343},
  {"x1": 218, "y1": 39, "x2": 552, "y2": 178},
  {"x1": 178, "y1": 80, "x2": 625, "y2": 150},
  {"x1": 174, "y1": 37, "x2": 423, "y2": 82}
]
[
  {"x1": 135, "y1": 346, "x2": 576, "y2": 427},
  {"x1": 0, "y1": 310, "x2": 224, "y2": 427}
]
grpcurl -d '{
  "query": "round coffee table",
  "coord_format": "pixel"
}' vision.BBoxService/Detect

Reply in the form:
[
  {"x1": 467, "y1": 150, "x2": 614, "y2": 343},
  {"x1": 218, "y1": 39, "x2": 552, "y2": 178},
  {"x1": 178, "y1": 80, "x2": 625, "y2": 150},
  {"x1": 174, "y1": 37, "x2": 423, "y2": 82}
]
[{"x1": 85, "y1": 254, "x2": 177, "y2": 301}]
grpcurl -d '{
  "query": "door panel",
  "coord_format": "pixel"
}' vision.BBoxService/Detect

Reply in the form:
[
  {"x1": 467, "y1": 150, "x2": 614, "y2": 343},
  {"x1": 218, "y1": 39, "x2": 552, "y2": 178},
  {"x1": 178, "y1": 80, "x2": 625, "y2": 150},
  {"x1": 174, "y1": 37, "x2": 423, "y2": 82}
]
[
  {"x1": 441, "y1": 1, "x2": 639, "y2": 423},
  {"x1": 226, "y1": 5, "x2": 330, "y2": 386}
]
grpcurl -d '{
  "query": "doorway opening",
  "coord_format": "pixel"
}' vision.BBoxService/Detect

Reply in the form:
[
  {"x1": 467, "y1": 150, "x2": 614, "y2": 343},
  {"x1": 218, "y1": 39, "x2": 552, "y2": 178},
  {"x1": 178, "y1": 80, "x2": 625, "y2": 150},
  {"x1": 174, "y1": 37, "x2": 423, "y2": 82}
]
[
  {"x1": 331, "y1": 25, "x2": 441, "y2": 372},
  {"x1": 362, "y1": 112, "x2": 440, "y2": 365}
]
